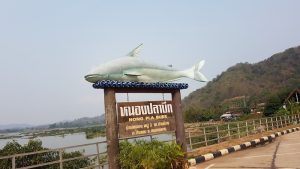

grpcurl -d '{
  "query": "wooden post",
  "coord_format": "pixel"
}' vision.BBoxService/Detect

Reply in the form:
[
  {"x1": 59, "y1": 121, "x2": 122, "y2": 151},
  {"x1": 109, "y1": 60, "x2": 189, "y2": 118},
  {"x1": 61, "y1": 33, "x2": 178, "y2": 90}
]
[
  {"x1": 59, "y1": 149, "x2": 63, "y2": 169},
  {"x1": 203, "y1": 127, "x2": 208, "y2": 146},
  {"x1": 188, "y1": 131, "x2": 192, "y2": 150},
  {"x1": 96, "y1": 143, "x2": 101, "y2": 166},
  {"x1": 284, "y1": 116, "x2": 287, "y2": 126},
  {"x1": 265, "y1": 118, "x2": 268, "y2": 131},
  {"x1": 172, "y1": 90, "x2": 187, "y2": 153},
  {"x1": 237, "y1": 122, "x2": 240, "y2": 138},
  {"x1": 227, "y1": 123, "x2": 231, "y2": 139},
  {"x1": 259, "y1": 119, "x2": 262, "y2": 127},
  {"x1": 271, "y1": 117, "x2": 273, "y2": 130},
  {"x1": 245, "y1": 121, "x2": 248, "y2": 136},
  {"x1": 216, "y1": 125, "x2": 220, "y2": 143},
  {"x1": 12, "y1": 156, "x2": 15, "y2": 169},
  {"x1": 104, "y1": 88, "x2": 120, "y2": 169}
]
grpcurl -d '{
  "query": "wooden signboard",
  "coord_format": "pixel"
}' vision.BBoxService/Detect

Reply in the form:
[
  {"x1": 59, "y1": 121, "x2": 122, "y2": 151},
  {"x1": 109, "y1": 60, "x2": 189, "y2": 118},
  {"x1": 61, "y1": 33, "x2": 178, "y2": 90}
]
[
  {"x1": 103, "y1": 87, "x2": 187, "y2": 169},
  {"x1": 117, "y1": 101, "x2": 176, "y2": 138}
]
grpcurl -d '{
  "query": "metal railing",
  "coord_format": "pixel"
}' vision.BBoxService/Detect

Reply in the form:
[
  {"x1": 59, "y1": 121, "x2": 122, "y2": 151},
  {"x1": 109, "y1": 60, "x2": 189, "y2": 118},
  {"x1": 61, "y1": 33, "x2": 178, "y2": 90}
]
[
  {"x1": 0, "y1": 141, "x2": 108, "y2": 169},
  {"x1": 185, "y1": 114, "x2": 300, "y2": 150}
]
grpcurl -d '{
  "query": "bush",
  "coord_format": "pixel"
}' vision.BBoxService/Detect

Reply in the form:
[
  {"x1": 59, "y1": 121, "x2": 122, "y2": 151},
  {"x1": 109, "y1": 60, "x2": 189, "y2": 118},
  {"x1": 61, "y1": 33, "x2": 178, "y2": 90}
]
[
  {"x1": 274, "y1": 108, "x2": 290, "y2": 116},
  {"x1": 119, "y1": 140, "x2": 185, "y2": 169}
]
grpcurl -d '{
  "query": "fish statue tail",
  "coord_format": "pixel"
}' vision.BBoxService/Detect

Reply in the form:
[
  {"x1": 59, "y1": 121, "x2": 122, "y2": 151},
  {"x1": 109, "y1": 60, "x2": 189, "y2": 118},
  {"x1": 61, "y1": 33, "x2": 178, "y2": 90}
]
[{"x1": 183, "y1": 60, "x2": 208, "y2": 82}]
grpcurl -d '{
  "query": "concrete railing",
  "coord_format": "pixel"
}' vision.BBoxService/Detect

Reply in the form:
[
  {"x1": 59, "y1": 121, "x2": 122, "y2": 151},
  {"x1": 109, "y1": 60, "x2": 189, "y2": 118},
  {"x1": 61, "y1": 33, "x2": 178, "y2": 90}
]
[
  {"x1": 0, "y1": 132, "x2": 176, "y2": 169},
  {"x1": 2, "y1": 114, "x2": 299, "y2": 168},
  {"x1": 0, "y1": 141, "x2": 108, "y2": 169},
  {"x1": 185, "y1": 114, "x2": 300, "y2": 150}
]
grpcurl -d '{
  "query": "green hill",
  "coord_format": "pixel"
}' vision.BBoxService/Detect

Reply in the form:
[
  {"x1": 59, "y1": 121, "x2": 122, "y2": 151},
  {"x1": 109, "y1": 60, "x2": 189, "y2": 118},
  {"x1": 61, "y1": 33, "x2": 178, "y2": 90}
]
[{"x1": 183, "y1": 46, "x2": 300, "y2": 111}]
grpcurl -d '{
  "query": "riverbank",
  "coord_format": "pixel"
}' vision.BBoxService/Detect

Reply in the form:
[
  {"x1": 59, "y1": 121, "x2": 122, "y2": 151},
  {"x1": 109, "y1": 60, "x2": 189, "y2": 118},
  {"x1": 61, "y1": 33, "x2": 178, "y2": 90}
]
[{"x1": 0, "y1": 126, "x2": 106, "y2": 140}]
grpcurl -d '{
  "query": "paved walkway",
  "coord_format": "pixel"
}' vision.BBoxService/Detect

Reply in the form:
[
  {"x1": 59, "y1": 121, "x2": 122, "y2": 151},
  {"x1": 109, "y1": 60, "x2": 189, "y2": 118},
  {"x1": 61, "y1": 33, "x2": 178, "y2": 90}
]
[{"x1": 192, "y1": 131, "x2": 300, "y2": 169}]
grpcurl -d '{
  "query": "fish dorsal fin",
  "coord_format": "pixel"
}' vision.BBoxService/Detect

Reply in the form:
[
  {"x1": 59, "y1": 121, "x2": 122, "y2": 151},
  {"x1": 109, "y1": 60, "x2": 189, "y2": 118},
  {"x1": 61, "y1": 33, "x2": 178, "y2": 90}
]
[{"x1": 127, "y1": 43, "x2": 143, "y2": 57}]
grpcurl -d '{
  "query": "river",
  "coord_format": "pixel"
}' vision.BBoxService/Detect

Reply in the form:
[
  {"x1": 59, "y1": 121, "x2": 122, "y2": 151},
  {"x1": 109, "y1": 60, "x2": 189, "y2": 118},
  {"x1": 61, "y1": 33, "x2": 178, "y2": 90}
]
[
  {"x1": 0, "y1": 132, "x2": 173, "y2": 154},
  {"x1": 0, "y1": 132, "x2": 107, "y2": 155},
  {"x1": 0, "y1": 132, "x2": 173, "y2": 169}
]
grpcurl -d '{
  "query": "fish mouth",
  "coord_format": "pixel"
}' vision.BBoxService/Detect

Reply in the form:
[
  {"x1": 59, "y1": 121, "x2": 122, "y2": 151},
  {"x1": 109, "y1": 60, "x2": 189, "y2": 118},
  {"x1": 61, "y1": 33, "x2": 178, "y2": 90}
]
[
  {"x1": 84, "y1": 74, "x2": 101, "y2": 79},
  {"x1": 84, "y1": 74, "x2": 106, "y2": 83}
]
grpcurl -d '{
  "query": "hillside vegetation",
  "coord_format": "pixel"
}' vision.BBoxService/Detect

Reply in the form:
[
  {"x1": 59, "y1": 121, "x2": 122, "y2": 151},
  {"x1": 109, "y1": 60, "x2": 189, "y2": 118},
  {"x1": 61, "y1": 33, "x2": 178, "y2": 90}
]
[
  {"x1": 183, "y1": 46, "x2": 300, "y2": 117},
  {"x1": 49, "y1": 114, "x2": 105, "y2": 128}
]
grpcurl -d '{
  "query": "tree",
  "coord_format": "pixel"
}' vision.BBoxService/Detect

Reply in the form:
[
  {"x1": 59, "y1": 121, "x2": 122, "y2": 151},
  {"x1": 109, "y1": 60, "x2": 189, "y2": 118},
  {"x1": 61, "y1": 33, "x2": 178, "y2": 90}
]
[
  {"x1": 184, "y1": 107, "x2": 203, "y2": 122},
  {"x1": 184, "y1": 105, "x2": 225, "y2": 122},
  {"x1": 242, "y1": 107, "x2": 251, "y2": 114},
  {"x1": 264, "y1": 88, "x2": 294, "y2": 116},
  {"x1": 286, "y1": 101, "x2": 300, "y2": 115},
  {"x1": 264, "y1": 95, "x2": 282, "y2": 116},
  {"x1": 0, "y1": 140, "x2": 92, "y2": 169}
]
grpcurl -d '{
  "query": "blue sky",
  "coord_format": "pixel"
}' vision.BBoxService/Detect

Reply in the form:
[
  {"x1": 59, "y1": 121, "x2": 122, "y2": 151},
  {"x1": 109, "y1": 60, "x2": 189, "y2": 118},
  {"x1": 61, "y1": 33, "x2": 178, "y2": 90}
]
[{"x1": 1, "y1": 0, "x2": 300, "y2": 125}]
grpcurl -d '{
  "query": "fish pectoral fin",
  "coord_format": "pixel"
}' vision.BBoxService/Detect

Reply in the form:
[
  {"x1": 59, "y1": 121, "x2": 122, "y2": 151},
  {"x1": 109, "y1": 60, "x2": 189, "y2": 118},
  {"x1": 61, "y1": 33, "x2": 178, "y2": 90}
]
[{"x1": 123, "y1": 70, "x2": 143, "y2": 76}]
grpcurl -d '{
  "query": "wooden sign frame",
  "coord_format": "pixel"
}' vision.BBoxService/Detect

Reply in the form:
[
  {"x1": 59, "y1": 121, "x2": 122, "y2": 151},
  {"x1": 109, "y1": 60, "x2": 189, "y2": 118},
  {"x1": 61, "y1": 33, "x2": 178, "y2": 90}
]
[
  {"x1": 104, "y1": 88, "x2": 187, "y2": 169},
  {"x1": 117, "y1": 100, "x2": 176, "y2": 138}
]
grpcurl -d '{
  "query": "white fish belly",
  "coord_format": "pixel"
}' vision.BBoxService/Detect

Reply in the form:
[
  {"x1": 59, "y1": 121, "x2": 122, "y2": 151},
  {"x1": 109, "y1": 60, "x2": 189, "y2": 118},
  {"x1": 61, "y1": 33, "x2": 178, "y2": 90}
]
[{"x1": 137, "y1": 69, "x2": 182, "y2": 82}]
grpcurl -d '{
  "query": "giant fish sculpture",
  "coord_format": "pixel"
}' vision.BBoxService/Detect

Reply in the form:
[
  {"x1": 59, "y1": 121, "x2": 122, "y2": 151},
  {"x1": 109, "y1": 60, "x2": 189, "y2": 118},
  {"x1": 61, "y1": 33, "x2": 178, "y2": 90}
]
[{"x1": 84, "y1": 44, "x2": 207, "y2": 83}]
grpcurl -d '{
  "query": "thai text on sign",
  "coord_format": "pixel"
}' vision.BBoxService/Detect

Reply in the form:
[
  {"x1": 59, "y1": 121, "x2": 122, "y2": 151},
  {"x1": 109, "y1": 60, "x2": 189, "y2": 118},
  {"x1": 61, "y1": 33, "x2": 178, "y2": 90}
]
[
  {"x1": 117, "y1": 101, "x2": 175, "y2": 138},
  {"x1": 120, "y1": 101, "x2": 173, "y2": 116}
]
